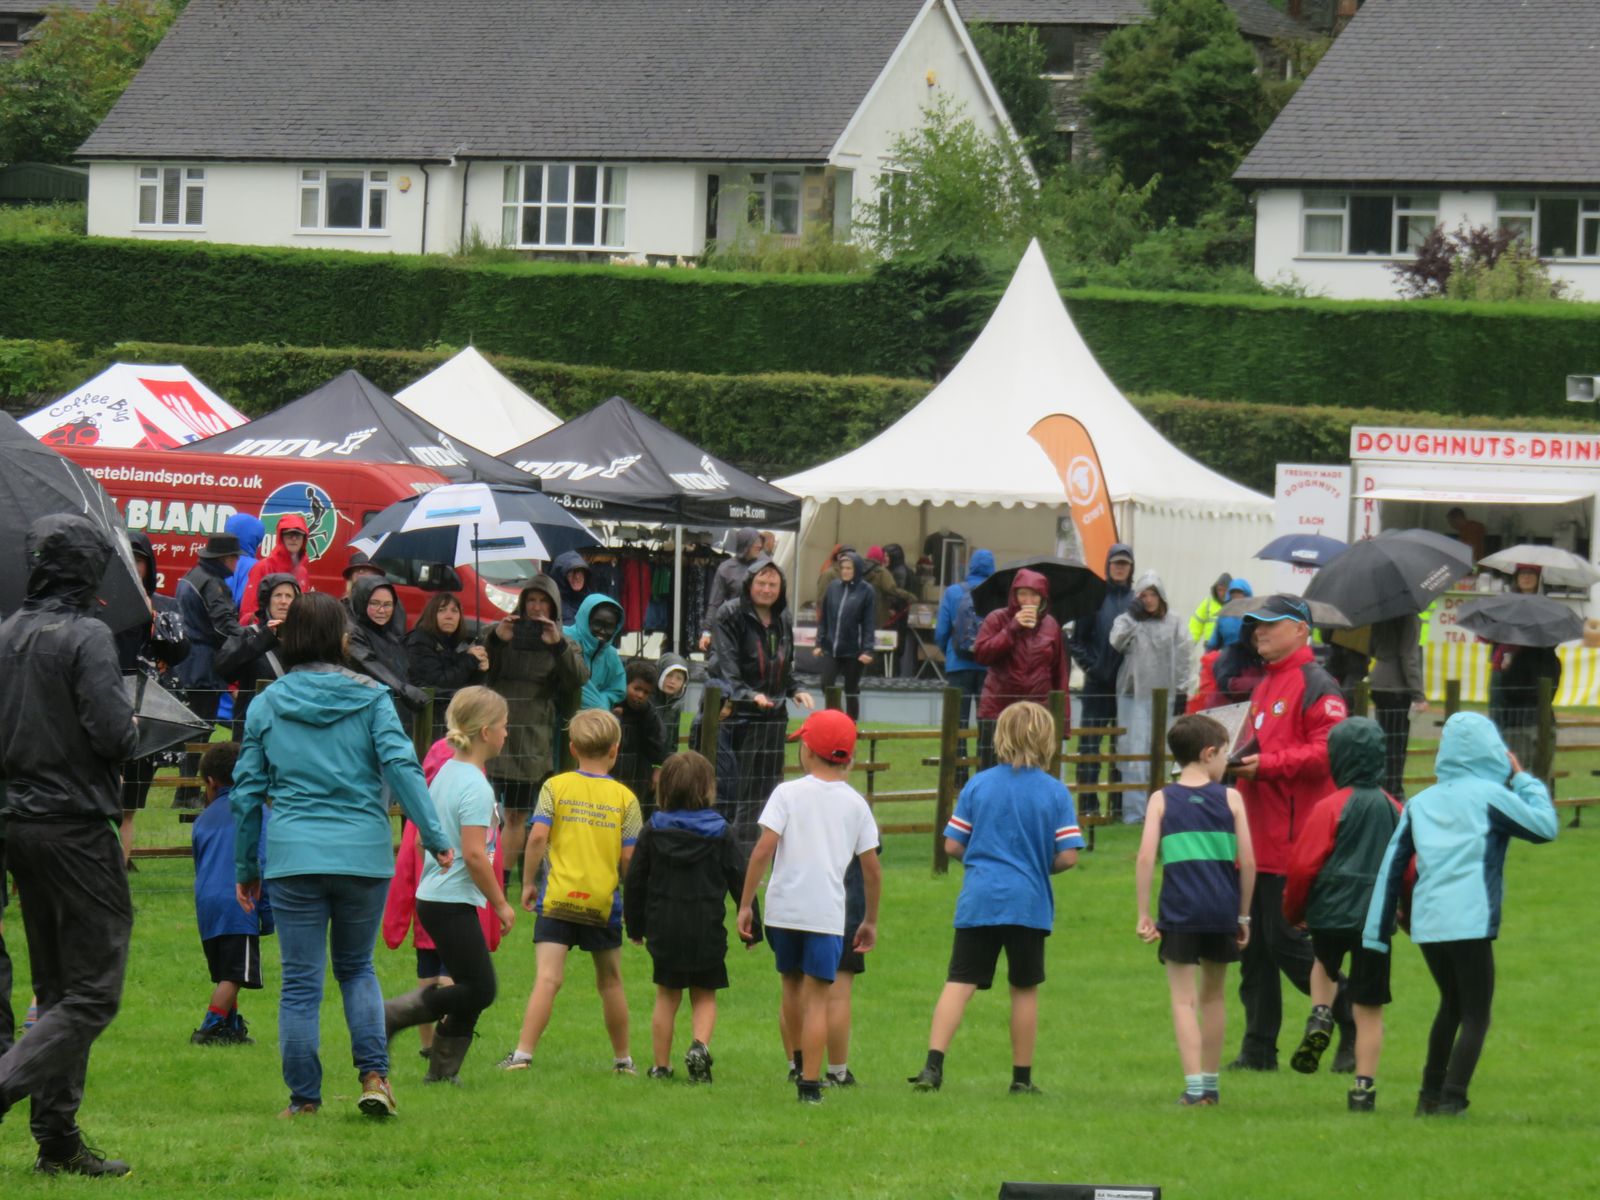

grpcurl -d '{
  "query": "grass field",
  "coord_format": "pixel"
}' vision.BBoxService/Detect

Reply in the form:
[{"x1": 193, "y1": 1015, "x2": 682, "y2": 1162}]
[{"x1": 6, "y1": 797, "x2": 1597, "y2": 1198}]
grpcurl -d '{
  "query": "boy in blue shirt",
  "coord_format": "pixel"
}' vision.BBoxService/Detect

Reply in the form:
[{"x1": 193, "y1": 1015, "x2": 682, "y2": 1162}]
[
  {"x1": 908, "y1": 701, "x2": 1084, "y2": 1095},
  {"x1": 191, "y1": 742, "x2": 271, "y2": 1046}
]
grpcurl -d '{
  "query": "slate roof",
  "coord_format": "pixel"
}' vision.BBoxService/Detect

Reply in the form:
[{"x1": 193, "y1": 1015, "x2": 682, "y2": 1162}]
[
  {"x1": 1, "y1": 0, "x2": 102, "y2": 14},
  {"x1": 80, "y1": 0, "x2": 930, "y2": 162},
  {"x1": 960, "y1": 0, "x2": 1308, "y2": 41},
  {"x1": 1238, "y1": 0, "x2": 1600, "y2": 185}
]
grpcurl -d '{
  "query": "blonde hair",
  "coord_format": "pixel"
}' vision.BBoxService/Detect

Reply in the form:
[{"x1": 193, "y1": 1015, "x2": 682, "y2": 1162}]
[
  {"x1": 568, "y1": 707, "x2": 622, "y2": 758},
  {"x1": 444, "y1": 686, "x2": 508, "y2": 753},
  {"x1": 994, "y1": 701, "x2": 1057, "y2": 770}
]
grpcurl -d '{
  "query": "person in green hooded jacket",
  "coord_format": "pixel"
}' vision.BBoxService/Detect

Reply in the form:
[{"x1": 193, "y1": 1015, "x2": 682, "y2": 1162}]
[{"x1": 566, "y1": 593, "x2": 626, "y2": 711}]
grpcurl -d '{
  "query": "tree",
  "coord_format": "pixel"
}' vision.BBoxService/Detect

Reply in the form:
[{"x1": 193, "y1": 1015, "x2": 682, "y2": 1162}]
[
  {"x1": 1392, "y1": 224, "x2": 1567, "y2": 302},
  {"x1": 967, "y1": 22, "x2": 1068, "y2": 177},
  {"x1": 1081, "y1": 0, "x2": 1267, "y2": 225},
  {"x1": 0, "y1": 1, "x2": 181, "y2": 165}
]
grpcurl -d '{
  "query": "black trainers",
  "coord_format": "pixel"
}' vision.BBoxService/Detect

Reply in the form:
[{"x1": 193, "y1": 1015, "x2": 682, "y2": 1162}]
[
  {"x1": 190, "y1": 1019, "x2": 245, "y2": 1047},
  {"x1": 1225, "y1": 1055, "x2": 1277, "y2": 1072},
  {"x1": 647, "y1": 1066, "x2": 674, "y2": 1080},
  {"x1": 35, "y1": 1144, "x2": 131, "y2": 1177},
  {"x1": 685, "y1": 1041, "x2": 713, "y2": 1084},
  {"x1": 1290, "y1": 1012, "x2": 1334, "y2": 1075},
  {"x1": 797, "y1": 1083, "x2": 824, "y2": 1105},
  {"x1": 1415, "y1": 1091, "x2": 1441, "y2": 1117},
  {"x1": 907, "y1": 1066, "x2": 943, "y2": 1092},
  {"x1": 1202, "y1": 1089, "x2": 1221, "y2": 1105},
  {"x1": 1330, "y1": 1032, "x2": 1357, "y2": 1075},
  {"x1": 824, "y1": 1069, "x2": 857, "y2": 1088},
  {"x1": 1008, "y1": 1081, "x2": 1043, "y2": 1095},
  {"x1": 1431, "y1": 1096, "x2": 1469, "y2": 1117},
  {"x1": 1348, "y1": 1085, "x2": 1376, "y2": 1113}
]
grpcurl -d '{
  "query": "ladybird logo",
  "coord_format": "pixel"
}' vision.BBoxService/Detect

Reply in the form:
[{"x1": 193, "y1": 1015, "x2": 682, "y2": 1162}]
[{"x1": 260, "y1": 482, "x2": 341, "y2": 561}]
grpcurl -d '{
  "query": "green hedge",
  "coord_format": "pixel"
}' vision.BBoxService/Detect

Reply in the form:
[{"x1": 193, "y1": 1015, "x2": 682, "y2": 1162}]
[
  {"x1": 0, "y1": 237, "x2": 944, "y2": 377},
  {"x1": 0, "y1": 337, "x2": 84, "y2": 402}
]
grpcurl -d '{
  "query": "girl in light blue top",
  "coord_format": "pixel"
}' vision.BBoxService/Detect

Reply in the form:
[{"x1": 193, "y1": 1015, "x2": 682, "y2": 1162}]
[{"x1": 382, "y1": 686, "x2": 517, "y2": 1085}]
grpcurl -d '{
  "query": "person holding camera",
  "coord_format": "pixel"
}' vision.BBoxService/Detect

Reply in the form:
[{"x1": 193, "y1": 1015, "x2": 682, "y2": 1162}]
[{"x1": 971, "y1": 569, "x2": 1068, "y2": 770}]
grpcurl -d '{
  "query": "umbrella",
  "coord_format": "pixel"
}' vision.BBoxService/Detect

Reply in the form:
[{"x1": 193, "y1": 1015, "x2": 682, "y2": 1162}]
[
  {"x1": 971, "y1": 556, "x2": 1105, "y2": 627},
  {"x1": 126, "y1": 674, "x2": 211, "y2": 758},
  {"x1": 1254, "y1": 533, "x2": 1348, "y2": 569},
  {"x1": 1302, "y1": 529, "x2": 1473, "y2": 627},
  {"x1": 1478, "y1": 545, "x2": 1600, "y2": 589},
  {"x1": 1217, "y1": 593, "x2": 1353, "y2": 629},
  {"x1": 1456, "y1": 594, "x2": 1584, "y2": 648},
  {"x1": 0, "y1": 412, "x2": 147, "y2": 633}
]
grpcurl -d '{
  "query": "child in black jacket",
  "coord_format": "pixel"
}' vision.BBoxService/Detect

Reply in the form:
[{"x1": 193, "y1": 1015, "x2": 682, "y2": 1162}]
[{"x1": 624, "y1": 751, "x2": 760, "y2": 1083}]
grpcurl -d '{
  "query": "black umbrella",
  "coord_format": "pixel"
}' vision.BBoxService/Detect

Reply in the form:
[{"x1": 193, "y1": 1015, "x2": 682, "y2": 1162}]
[
  {"x1": 0, "y1": 412, "x2": 148, "y2": 633},
  {"x1": 126, "y1": 674, "x2": 211, "y2": 758},
  {"x1": 1456, "y1": 594, "x2": 1583, "y2": 648},
  {"x1": 1302, "y1": 529, "x2": 1473, "y2": 628},
  {"x1": 1217, "y1": 593, "x2": 1353, "y2": 629},
  {"x1": 971, "y1": 556, "x2": 1105, "y2": 627}
]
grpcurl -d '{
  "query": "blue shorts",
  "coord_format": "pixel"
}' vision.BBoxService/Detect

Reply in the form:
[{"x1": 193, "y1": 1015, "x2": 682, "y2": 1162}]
[{"x1": 767, "y1": 926, "x2": 844, "y2": 983}]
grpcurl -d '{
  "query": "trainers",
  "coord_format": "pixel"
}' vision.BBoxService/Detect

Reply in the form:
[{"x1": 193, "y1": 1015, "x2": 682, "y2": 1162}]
[
  {"x1": 907, "y1": 1066, "x2": 943, "y2": 1092},
  {"x1": 1225, "y1": 1054, "x2": 1277, "y2": 1072},
  {"x1": 1290, "y1": 1012, "x2": 1334, "y2": 1075},
  {"x1": 797, "y1": 1084, "x2": 824, "y2": 1105},
  {"x1": 786, "y1": 1063, "x2": 800, "y2": 1084},
  {"x1": 190, "y1": 1018, "x2": 235, "y2": 1047},
  {"x1": 647, "y1": 1066, "x2": 674, "y2": 1080},
  {"x1": 1178, "y1": 1092, "x2": 1218, "y2": 1107},
  {"x1": 824, "y1": 1069, "x2": 857, "y2": 1088},
  {"x1": 1008, "y1": 1082, "x2": 1043, "y2": 1095},
  {"x1": 278, "y1": 1101, "x2": 319, "y2": 1119},
  {"x1": 1348, "y1": 1085, "x2": 1376, "y2": 1113},
  {"x1": 497, "y1": 1050, "x2": 533, "y2": 1071},
  {"x1": 357, "y1": 1072, "x2": 396, "y2": 1118},
  {"x1": 1202, "y1": 1089, "x2": 1221, "y2": 1105},
  {"x1": 35, "y1": 1144, "x2": 131, "y2": 1177},
  {"x1": 685, "y1": 1041, "x2": 714, "y2": 1085},
  {"x1": 1330, "y1": 1033, "x2": 1357, "y2": 1075},
  {"x1": 613, "y1": 1059, "x2": 638, "y2": 1076},
  {"x1": 1415, "y1": 1091, "x2": 1441, "y2": 1117},
  {"x1": 1431, "y1": 1096, "x2": 1469, "y2": 1117}
]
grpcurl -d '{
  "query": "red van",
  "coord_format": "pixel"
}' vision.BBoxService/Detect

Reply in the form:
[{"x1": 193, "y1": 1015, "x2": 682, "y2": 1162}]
[{"x1": 58, "y1": 445, "x2": 537, "y2": 619}]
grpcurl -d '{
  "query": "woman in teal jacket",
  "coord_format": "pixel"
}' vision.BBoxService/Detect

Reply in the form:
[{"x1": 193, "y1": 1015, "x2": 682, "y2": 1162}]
[
  {"x1": 565, "y1": 592, "x2": 626, "y2": 710},
  {"x1": 1363, "y1": 712, "x2": 1558, "y2": 1116},
  {"x1": 233, "y1": 593, "x2": 451, "y2": 1120}
]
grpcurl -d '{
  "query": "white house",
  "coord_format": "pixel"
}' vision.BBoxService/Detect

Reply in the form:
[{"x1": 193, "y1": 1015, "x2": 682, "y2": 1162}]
[
  {"x1": 78, "y1": 0, "x2": 1021, "y2": 260},
  {"x1": 1236, "y1": 0, "x2": 1600, "y2": 300}
]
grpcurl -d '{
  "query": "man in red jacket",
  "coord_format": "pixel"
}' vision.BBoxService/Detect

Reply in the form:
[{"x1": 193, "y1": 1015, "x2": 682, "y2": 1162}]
[{"x1": 1229, "y1": 595, "x2": 1354, "y2": 1071}]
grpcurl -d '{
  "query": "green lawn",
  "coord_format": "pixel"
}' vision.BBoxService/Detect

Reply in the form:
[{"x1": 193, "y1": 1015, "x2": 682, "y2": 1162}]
[{"x1": 6, "y1": 808, "x2": 1597, "y2": 1197}]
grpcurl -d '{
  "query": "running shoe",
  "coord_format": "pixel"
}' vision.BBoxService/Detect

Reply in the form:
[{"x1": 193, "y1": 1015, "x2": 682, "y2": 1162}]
[
  {"x1": 647, "y1": 1066, "x2": 674, "y2": 1080},
  {"x1": 34, "y1": 1144, "x2": 130, "y2": 1177},
  {"x1": 497, "y1": 1050, "x2": 533, "y2": 1071},
  {"x1": 358, "y1": 1072, "x2": 396, "y2": 1118},
  {"x1": 1290, "y1": 1011, "x2": 1334, "y2": 1075},
  {"x1": 907, "y1": 1066, "x2": 943, "y2": 1092},
  {"x1": 685, "y1": 1041, "x2": 714, "y2": 1085}
]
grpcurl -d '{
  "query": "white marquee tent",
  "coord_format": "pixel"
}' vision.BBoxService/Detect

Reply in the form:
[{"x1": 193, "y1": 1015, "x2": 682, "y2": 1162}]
[
  {"x1": 20, "y1": 362, "x2": 246, "y2": 450},
  {"x1": 775, "y1": 240, "x2": 1273, "y2": 617},
  {"x1": 396, "y1": 346, "x2": 563, "y2": 455}
]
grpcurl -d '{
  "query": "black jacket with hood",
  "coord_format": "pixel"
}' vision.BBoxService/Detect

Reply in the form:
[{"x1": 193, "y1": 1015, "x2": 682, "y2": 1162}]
[
  {"x1": 346, "y1": 576, "x2": 426, "y2": 715},
  {"x1": 624, "y1": 808, "x2": 761, "y2": 969},
  {"x1": 0, "y1": 514, "x2": 140, "y2": 821},
  {"x1": 549, "y1": 548, "x2": 599, "y2": 625},
  {"x1": 176, "y1": 552, "x2": 243, "y2": 693},
  {"x1": 1070, "y1": 541, "x2": 1135, "y2": 690},
  {"x1": 115, "y1": 531, "x2": 188, "y2": 679},
  {"x1": 216, "y1": 571, "x2": 302, "y2": 735},
  {"x1": 817, "y1": 553, "x2": 877, "y2": 659},
  {"x1": 700, "y1": 527, "x2": 761, "y2": 638},
  {"x1": 709, "y1": 554, "x2": 798, "y2": 715}
]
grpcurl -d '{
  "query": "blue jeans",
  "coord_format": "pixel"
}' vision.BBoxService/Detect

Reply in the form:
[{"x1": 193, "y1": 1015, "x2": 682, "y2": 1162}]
[{"x1": 269, "y1": 873, "x2": 389, "y2": 1107}]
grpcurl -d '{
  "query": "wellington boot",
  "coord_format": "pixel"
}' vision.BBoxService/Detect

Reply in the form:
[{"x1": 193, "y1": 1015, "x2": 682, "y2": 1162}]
[
  {"x1": 424, "y1": 1032, "x2": 473, "y2": 1085},
  {"x1": 383, "y1": 986, "x2": 435, "y2": 1043}
]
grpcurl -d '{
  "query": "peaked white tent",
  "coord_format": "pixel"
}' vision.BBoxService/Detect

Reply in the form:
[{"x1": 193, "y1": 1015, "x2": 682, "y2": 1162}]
[
  {"x1": 21, "y1": 363, "x2": 246, "y2": 450},
  {"x1": 396, "y1": 346, "x2": 563, "y2": 455},
  {"x1": 775, "y1": 240, "x2": 1273, "y2": 617}
]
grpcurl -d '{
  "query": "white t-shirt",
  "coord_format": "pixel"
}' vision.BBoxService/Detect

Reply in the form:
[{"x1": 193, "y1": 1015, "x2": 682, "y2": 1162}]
[{"x1": 758, "y1": 775, "x2": 880, "y2": 936}]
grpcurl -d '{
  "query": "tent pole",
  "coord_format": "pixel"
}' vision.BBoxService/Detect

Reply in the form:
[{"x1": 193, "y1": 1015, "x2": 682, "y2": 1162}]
[
  {"x1": 473, "y1": 520, "x2": 481, "y2": 632},
  {"x1": 673, "y1": 524, "x2": 684, "y2": 656}
]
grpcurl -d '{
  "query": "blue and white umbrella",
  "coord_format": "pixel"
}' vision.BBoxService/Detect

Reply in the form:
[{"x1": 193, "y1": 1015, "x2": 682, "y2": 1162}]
[
  {"x1": 1254, "y1": 533, "x2": 1348, "y2": 569},
  {"x1": 350, "y1": 481, "x2": 598, "y2": 572}
]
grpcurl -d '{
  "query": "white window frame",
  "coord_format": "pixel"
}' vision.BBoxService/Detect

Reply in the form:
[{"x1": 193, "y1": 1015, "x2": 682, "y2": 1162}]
[
  {"x1": 1495, "y1": 193, "x2": 1600, "y2": 260},
  {"x1": 876, "y1": 167, "x2": 910, "y2": 238},
  {"x1": 500, "y1": 163, "x2": 628, "y2": 250},
  {"x1": 1298, "y1": 190, "x2": 1438, "y2": 258},
  {"x1": 297, "y1": 167, "x2": 389, "y2": 234},
  {"x1": 746, "y1": 170, "x2": 803, "y2": 236},
  {"x1": 135, "y1": 164, "x2": 206, "y2": 229}
]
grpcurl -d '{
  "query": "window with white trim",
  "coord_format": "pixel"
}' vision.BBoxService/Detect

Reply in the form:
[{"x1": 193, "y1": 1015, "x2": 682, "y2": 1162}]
[
  {"x1": 500, "y1": 164, "x2": 627, "y2": 249},
  {"x1": 877, "y1": 169, "x2": 909, "y2": 238},
  {"x1": 1300, "y1": 191, "x2": 1437, "y2": 256},
  {"x1": 1496, "y1": 193, "x2": 1600, "y2": 259},
  {"x1": 299, "y1": 168, "x2": 388, "y2": 231},
  {"x1": 747, "y1": 170, "x2": 801, "y2": 236},
  {"x1": 137, "y1": 165, "x2": 205, "y2": 227}
]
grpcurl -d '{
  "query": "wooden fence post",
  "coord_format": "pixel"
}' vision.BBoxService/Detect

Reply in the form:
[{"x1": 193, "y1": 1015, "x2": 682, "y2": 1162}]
[
  {"x1": 699, "y1": 685, "x2": 724, "y2": 762},
  {"x1": 1048, "y1": 690, "x2": 1068, "y2": 779},
  {"x1": 1535, "y1": 677, "x2": 1556, "y2": 789},
  {"x1": 412, "y1": 691, "x2": 434, "y2": 762},
  {"x1": 933, "y1": 686, "x2": 961, "y2": 875},
  {"x1": 1149, "y1": 687, "x2": 1169, "y2": 794},
  {"x1": 1444, "y1": 678, "x2": 1461, "y2": 719},
  {"x1": 1352, "y1": 680, "x2": 1370, "y2": 718}
]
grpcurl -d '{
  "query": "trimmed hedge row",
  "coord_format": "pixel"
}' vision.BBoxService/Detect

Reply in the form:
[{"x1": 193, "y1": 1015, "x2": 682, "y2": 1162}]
[{"x1": 0, "y1": 337, "x2": 84, "y2": 403}]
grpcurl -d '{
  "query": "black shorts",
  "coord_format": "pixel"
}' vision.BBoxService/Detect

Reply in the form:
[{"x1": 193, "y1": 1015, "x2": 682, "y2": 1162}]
[
  {"x1": 1158, "y1": 929, "x2": 1241, "y2": 966},
  {"x1": 202, "y1": 934, "x2": 263, "y2": 988},
  {"x1": 416, "y1": 947, "x2": 446, "y2": 980},
  {"x1": 652, "y1": 961, "x2": 729, "y2": 991},
  {"x1": 535, "y1": 914, "x2": 622, "y2": 953},
  {"x1": 838, "y1": 924, "x2": 866, "y2": 976},
  {"x1": 1312, "y1": 931, "x2": 1392, "y2": 1007},
  {"x1": 946, "y1": 924, "x2": 1047, "y2": 990},
  {"x1": 121, "y1": 756, "x2": 158, "y2": 811}
]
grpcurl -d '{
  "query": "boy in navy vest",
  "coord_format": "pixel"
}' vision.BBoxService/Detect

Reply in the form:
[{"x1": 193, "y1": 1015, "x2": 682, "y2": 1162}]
[{"x1": 1136, "y1": 714, "x2": 1256, "y2": 1106}]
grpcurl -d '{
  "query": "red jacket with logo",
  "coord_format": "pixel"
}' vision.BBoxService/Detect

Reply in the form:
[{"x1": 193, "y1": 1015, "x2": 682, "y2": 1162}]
[{"x1": 1241, "y1": 644, "x2": 1346, "y2": 874}]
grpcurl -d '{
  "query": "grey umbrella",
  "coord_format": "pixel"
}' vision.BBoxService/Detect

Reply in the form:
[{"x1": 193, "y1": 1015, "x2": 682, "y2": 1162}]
[
  {"x1": 1302, "y1": 529, "x2": 1473, "y2": 627},
  {"x1": 1457, "y1": 594, "x2": 1583, "y2": 648},
  {"x1": 1216, "y1": 593, "x2": 1353, "y2": 629}
]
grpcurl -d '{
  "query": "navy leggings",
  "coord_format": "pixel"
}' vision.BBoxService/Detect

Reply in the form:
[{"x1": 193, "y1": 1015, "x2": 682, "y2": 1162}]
[{"x1": 1420, "y1": 938, "x2": 1495, "y2": 1104}]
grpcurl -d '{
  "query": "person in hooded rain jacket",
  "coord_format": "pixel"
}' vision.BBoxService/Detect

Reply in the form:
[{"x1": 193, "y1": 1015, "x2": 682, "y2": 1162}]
[
  {"x1": 0, "y1": 514, "x2": 140, "y2": 1176},
  {"x1": 816, "y1": 551, "x2": 876, "y2": 720},
  {"x1": 1189, "y1": 573, "x2": 1232, "y2": 649},
  {"x1": 549, "y1": 549, "x2": 599, "y2": 626},
  {"x1": 708, "y1": 555, "x2": 815, "y2": 852},
  {"x1": 566, "y1": 593, "x2": 626, "y2": 711},
  {"x1": 1070, "y1": 543, "x2": 1135, "y2": 806},
  {"x1": 651, "y1": 652, "x2": 690, "y2": 744},
  {"x1": 700, "y1": 528, "x2": 763, "y2": 650},
  {"x1": 486, "y1": 575, "x2": 588, "y2": 872},
  {"x1": 177, "y1": 532, "x2": 246, "y2": 722},
  {"x1": 346, "y1": 576, "x2": 426, "y2": 717},
  {"x1": 936, "y1": 549, "x2": 995, "y2": 783},
  {"x1": 1363, "y1": 712, "x2": 1558, "y2": 1116},
  {"x1": 232, "y1": 591, "x2": 452, "y2": 1120},
  {"x1": 972, "y1": 567, "x2": 1069, "y2": 770},
  {"x1": 1283, "y1": 719, "x2": 1404, "y2": 1104},
  {"x1": 241, "y1": 513, "x2": 312, "y2": 622},
  {"x1": 1110, "y1": 571, "x2": 1192, "y2": 823},
  {"x1": 225, "y1": 512, "x2": 265, "y2": 609},
  {"x1": 405, "y1": 593, "x2": 490, "y2": 738},
  {"x1": 1368, "y1": 611, "x2": 1426, "y2": 801},
  {"x1": 1486, "y1": 565, "x2": 1560, "y2": 769},
  {"x1": 1206, "y1": 579, "x2": 1253, "y2": 650},
  {"x1": 217, "y1": 572, "x2": 301, "y2": 740},
  {"x1": 862, "y1": 546, "x2": 917, "y2": 643}
]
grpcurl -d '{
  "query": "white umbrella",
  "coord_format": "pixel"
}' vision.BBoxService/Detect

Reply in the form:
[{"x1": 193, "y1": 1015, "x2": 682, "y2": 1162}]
[{"x1": 1478, "y1": 544, "x2": 1600, "y2": 588}]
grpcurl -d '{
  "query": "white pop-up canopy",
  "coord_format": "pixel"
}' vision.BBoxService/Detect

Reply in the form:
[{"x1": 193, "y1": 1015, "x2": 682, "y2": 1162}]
[
  {"x1": 396, "y1": 346, "x2": 563, "y2": 455},
  {"x1": 775, "y1": 240, "x2": 1273, "y2": 619},
  {"x1": 21, "y1": 363, "x2": 247, "y2": 450}
]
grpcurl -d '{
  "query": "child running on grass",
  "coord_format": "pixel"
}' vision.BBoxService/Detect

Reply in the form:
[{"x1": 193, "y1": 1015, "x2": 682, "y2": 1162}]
[
  {"x1": 739, "y1": 709, "x2": 880, "y2": 1104},
  {"x1": 624, "y1": 750, "x2": 761, "y2": 1082},
  {"x1": 1135, "y1": 713, "x2": 1256, "y2": 1107},
  {"x1": 1283, "y1": 718, "x2": 1404, "y2": 1110},
  {"x1": 1363, "y1": 712, "x2": 1558, "y2": 1117},
  {"x1": 499, "y1": 708, "x2": 643, "y2": 1074},
  {"x1": 191, "y1": 741, "x2": 271, "y2": 1046},
  {"x1": 908, "y1": 701, "x2": 1083, "y2": 1096}
]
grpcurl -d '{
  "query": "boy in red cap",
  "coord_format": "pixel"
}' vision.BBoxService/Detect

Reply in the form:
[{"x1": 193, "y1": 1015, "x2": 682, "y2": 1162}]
[{"x1": 739, "y1": 709, "x2": 881, "y2": 1104}]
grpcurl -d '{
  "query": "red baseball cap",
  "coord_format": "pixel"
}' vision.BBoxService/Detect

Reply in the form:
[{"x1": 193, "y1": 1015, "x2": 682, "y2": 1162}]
[{"x1": 787, "y1": 708, "x2": 857, "y2": 764}]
